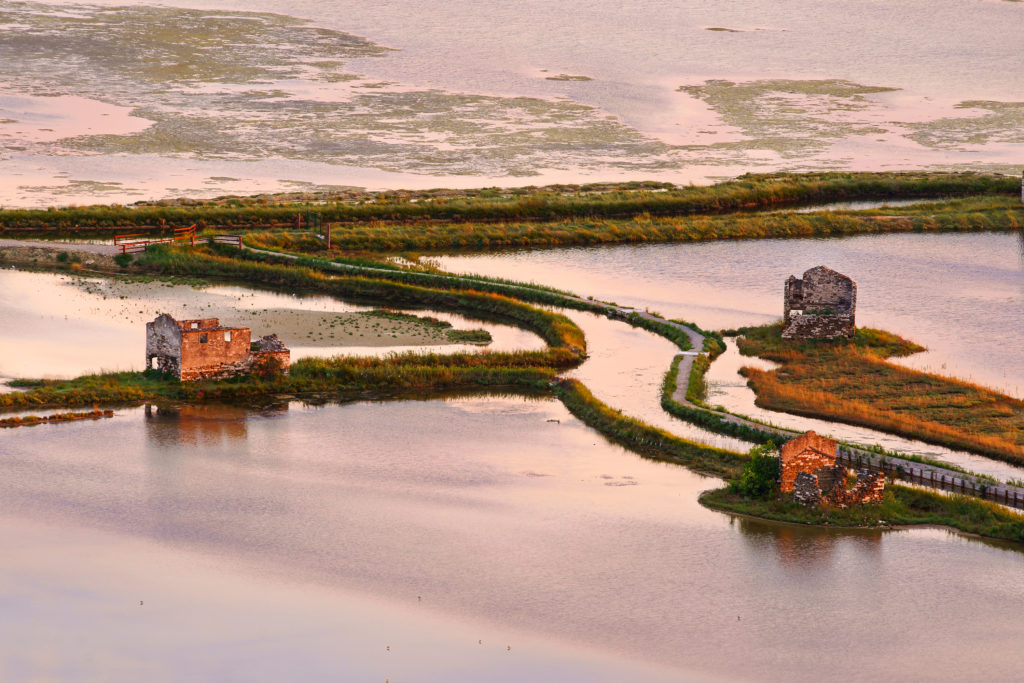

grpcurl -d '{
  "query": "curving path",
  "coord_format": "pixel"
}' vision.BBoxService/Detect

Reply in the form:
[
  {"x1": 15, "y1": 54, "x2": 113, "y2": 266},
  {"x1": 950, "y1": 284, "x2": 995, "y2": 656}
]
[{"x1": 5, "y1": 237, "x2": 1022, "y2": 506}]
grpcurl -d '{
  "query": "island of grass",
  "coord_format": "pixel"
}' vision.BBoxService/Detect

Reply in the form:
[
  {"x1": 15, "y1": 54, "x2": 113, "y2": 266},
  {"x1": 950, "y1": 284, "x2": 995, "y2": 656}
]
[
  {"x1": 1, "y1": 214, "x2": 1022, "y2": 547},
  {"x1": 734, "y1": 322, "x2": 1024, "y2": 464}
]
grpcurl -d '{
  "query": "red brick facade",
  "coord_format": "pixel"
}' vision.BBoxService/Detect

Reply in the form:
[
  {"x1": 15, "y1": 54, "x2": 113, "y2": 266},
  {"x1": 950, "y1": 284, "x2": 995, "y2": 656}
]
[
  {"x1": 780, "y1": 431, "x2": 885, "y2": 507},
  {"x1": 780, "y1": 431, "x2": 839, "y2": 492},
  {"x1": 146, "y1": 314, "x2": 290, "y2": 381}
]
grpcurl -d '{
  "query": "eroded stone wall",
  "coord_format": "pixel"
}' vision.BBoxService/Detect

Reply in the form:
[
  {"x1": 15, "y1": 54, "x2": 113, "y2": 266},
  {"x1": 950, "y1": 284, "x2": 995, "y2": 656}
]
[
  {"x1": 146, "y1": 314, "x2": 183, "y2": 377},
  {"x1": 781, "y1": 313, "x2": 855, "y2": 340},
  {"x1": 783, "y1": 265, "x2": 856, "y2": 339}
]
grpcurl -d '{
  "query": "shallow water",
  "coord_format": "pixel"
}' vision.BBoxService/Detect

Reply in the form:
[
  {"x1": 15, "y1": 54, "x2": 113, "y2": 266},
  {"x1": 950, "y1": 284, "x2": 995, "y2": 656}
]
[
  {"x1": 0, "y1": 268, "x2": 542, "y2": 378},
  {"x1": 706, "y1": 338, "x2": 1024, "y2": 481},
  {"x1": 2, "y1": 0, "x2": 1023, "y2": 205},
  {"x1": 437, "y1": 231, "x2": 1024, "y2": 399},
  {"x1": 3, "y1": 398, "x2": 1024, "y2": 682}
]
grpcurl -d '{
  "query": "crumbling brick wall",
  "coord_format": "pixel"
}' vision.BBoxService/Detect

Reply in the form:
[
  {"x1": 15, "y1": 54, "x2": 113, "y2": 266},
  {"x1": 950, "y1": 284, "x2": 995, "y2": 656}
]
[
  {"x1": 783, "y1": 265, "x2": 856, "y2": 339},
  {"x1": 145, "y1": 314, "x2": 290, "y2": 381},
  {"x1": 178, "y1": 325, "x2": 251, "y2": 381},
  {"x1": 781, "y1": 431, "x2": 886, "y2": 507},
  {"x1": 780, "y1": 431, "x2": 840, "y2": 492},
  {"x1": 828, "y1": 469, "x2": 886, "y2": 506}
]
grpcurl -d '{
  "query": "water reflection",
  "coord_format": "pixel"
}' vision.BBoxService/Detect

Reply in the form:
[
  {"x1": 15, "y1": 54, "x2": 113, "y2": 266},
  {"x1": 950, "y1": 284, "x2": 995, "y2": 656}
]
[
  {"x1": 144, "y1": 403, "x2": 264, "y2": 446},
  {"x1": 735, "y1": 517, "x2": 882, "y2": 570},
  {"x1": 436, "y1": 231, "x2": 1024, "y2": 397},
  {"x1": 4, "y1": 396, "x2": 1024, "y2": 681}
]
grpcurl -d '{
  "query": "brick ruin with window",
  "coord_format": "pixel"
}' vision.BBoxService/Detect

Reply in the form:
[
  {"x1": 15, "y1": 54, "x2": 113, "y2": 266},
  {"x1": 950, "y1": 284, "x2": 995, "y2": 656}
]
[
  {"x1": 783, "y1": 265, "x2": 856, "y2": 339},
  {"x1": 780, "y1": 431, "x2": 885, "y2": 507},
  {"x1": 145, "y1": 314, "x2": 290, "y2": 381}
]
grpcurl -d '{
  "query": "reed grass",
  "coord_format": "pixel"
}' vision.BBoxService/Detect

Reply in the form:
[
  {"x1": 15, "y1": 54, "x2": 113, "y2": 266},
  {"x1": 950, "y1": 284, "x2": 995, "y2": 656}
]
[
  {"x1": 0, "y1": 360, "x2": 562, "y2": 413},
  {"x1": 232, "y1": 196, "x2": 1022, "y2": 254},
  {"x1": 2, "y1": 171, "x2": 1016, "y2": 233},
  {"x1": 737, "y1": 323, "x2": 1024, "y2": 464}
]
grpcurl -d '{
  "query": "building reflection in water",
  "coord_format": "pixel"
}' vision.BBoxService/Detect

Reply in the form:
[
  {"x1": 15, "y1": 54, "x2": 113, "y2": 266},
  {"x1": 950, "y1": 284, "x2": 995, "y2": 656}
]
[
  {"x1": 734, "y1": 516, "x2": 883, "y2": 569},
  {"x1": 143, "y1": 403, "x2": 287, "y2": 447}
]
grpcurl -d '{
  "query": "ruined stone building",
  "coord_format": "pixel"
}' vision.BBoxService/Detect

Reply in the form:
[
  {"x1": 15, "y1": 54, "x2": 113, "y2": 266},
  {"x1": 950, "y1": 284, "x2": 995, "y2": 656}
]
[
  {"x1": 780, "y1": 431, "x2": 885, "y2": 507},
  {"x1": 782, "y1": 265, "x2": 856, "y2": 339},
  {"x1": 145, "y1": 314, "x2": 290, "y2": 381}
]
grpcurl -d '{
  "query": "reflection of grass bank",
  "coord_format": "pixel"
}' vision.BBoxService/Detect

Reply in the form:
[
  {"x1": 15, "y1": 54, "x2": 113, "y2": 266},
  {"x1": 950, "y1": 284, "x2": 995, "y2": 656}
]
[
  {"x1": 1, "y1": 172, "x2": 1017, "y2": 234},
  {"x1": 737, "y1": 323, "x2": 1024, "y2": 464},
  {"x1": 701, "y1": 486, "x2": 1024, "y2": 544}
]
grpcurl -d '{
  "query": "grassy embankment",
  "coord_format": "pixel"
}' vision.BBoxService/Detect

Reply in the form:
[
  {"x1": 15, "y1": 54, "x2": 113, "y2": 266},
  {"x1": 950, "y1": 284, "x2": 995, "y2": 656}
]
[
  {"x1": 216, "y1": 245, "x2": 696, "y2": 351},
  {"x1": 701, "y1": 485, "x2": 1024, "y2": 544},
  {"x1": 0, "y1": 409, "x2": 114, "y2": 428},
  {"x1": 0, "y1": 247, "x2": 588, "y2": 411},
  {"x1": 1, "y1": 172, "x2": 1018, "y2": 242},
  {"x1": 4, "y1": 246, "x2": 1024, "y2": 545},
  {"x1": 736, "y1": 323, "x2": 1024, "y2": 465},
  {"x1": 241, "y1": 195, "x2": 1023, "y2": 253}
]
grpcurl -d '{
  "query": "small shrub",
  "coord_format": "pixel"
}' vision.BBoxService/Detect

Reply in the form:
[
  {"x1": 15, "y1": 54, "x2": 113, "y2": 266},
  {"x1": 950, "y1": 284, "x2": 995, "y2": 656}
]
[
  {"x1": 729, "y1": 443, "x2": 780, "y2": 499},
  {"x1": 114, "y1": 253, "x2": 134, "y2": 268},
  {"x1": 56, "y1": 251, "x2": 70, "y2": 263}
]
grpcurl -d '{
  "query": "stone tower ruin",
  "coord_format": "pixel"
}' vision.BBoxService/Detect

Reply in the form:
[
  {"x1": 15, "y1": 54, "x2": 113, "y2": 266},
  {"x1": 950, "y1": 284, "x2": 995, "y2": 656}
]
[{"x1": 782, "y1": 265, "x2": 856, "y2": 339}]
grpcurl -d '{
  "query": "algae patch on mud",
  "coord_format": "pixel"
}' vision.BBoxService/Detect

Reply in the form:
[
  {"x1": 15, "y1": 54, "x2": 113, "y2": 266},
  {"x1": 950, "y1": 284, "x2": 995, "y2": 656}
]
[
  {"x1": 677, "y1": 79, "x2": 898, "y2": 157},
  {"x1": 0, "y1": 1, "x2": 677, "y2": 177},
  {"x1": 906, "y1": 101, "x2": 1024, "y2": 149}
]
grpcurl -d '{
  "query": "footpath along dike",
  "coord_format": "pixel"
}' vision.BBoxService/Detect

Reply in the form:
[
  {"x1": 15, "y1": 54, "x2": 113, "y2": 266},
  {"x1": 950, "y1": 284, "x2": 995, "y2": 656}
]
[
  {"x1": 3, "y1": 236, "x2": 1022, "y2": 508},
  {"x1": 242, "y1": 243, "x2": 1024, "y2": 508}
]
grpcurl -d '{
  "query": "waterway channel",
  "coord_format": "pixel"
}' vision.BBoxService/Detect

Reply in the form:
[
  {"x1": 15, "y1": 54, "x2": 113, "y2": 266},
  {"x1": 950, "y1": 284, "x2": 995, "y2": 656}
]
[
  {"x1": 1, "y1": 233, "x2": 1023, "y2": 680},
  {"x1": 3, "y1": 398, "x2": 1024, "y2": 682}
]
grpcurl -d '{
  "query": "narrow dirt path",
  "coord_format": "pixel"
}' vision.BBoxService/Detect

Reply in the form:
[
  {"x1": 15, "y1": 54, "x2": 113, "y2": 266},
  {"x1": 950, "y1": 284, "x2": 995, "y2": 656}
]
[{"x1": 0, "y1": 238, "x2": 119, "y2": 256}]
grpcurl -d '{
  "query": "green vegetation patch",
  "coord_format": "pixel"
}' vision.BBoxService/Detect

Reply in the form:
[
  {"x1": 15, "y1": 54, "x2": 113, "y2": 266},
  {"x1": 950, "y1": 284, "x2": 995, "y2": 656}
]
[
  {"x1": 702, "y1": 484, "x2": 1024, "y2": 544},
  {"x1": 2, "y1": 171, "x2": 1018, "y2": 234},
  {"x1": 677, "y1": 79, "x2": 898, "y2": 156}
]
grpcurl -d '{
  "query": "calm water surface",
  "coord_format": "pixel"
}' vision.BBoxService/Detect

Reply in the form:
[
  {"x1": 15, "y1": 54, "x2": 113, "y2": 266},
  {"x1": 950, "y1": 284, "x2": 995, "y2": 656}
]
[
  {"x1": 3, "y1": 398, "x2": 1024, "y2": 681},
  {"x1": 0, "y1": 268, "x2": 542, "y2": 379},
  {"x1": 437, "y1": 231, "x2": 1024, "y2": 398},
  {"x1": 3, "y1": 0, "x2": 1023, "y2": 204}
]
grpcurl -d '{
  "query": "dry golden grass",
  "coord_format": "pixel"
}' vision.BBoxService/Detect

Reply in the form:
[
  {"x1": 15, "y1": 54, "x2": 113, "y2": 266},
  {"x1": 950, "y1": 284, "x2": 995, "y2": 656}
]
[{"x1": 738, "y1": 323, "x2": 1024, "y2": 463}]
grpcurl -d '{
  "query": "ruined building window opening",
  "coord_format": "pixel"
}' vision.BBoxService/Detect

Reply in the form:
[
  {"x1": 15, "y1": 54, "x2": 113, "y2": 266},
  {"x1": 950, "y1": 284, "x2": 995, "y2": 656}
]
[
  {"x1": 151, "y1": 357, "x2": 158, "y2": 370},
  {"x1": 199, "y1": 333, "x2": 208, "y2": 343},
  {"x1": 224, "y1": 331, "x2": 232, "y2": 342},
  {"x1": 190, "y1": 322, "x2": 199, "y2": 329}
]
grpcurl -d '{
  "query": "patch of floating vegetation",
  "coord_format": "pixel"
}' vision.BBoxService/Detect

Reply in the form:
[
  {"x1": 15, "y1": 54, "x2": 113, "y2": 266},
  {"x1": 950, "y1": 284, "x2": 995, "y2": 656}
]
[
  {"x1": 545, "y1": 74, "x2": 593, "y2": 81},
  {"x1": 677, "y1": 79, "x2": 898, "y2": 157},
  {"x1": 19, "y1": 179, "x2": 127, "y2": 195},
  {"x1": 0, "y1": 1, "x2": 682, "y2": 176},
  {"x1": 64, "y1": 90, "x2": 674, "y2": 176},
  {"x1": 906, "y1": 101, "x2": 1024, "y2": 149}
]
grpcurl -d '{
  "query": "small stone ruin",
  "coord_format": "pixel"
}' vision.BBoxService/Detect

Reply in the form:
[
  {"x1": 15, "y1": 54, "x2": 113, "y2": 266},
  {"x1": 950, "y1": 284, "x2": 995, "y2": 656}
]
[
  {"x1": 146, "y1": 314, "x2": 290, "y2": 381},
  {"x1": 780, "y1": 431, "x2": 885, "y2": 507},
  {"x1": 782, "y1": 265, "x2": 856, "y2": 339}
]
